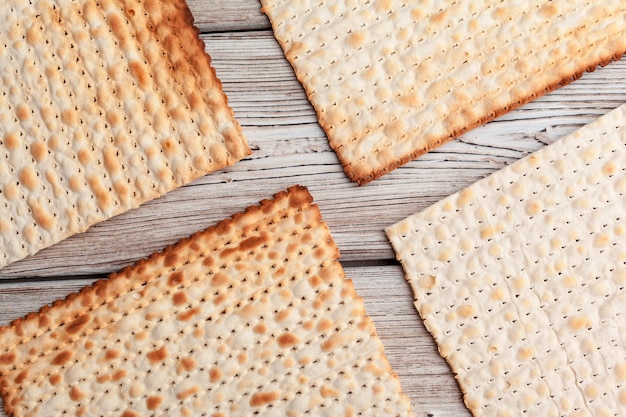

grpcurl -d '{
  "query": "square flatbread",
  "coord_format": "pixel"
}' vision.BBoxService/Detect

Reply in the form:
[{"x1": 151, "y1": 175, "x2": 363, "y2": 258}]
[
  {"x1": 387, "y1": 103, "x2": 626, "y2": 416},
  {"x1": 0, "y1": 0, "x2": 251, "y2": 268},
  {"x1": 0, "y1": 185, "x2": 414, "y2": 417},
  {"x1": 260, "y1": 0, "x2": 626, "y2": 184}
]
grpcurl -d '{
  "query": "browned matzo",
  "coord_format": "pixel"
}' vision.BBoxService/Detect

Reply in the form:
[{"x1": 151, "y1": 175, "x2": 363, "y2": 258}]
[
  {"x1": 0, "y1": 185, "x2": 414, "y2": 417},
  {"x1": 0, "y1": 0, "x2": 251, "y2": 268},
  {"x1": 260, "y1": 0, "x2": 626, "y2": 184}
]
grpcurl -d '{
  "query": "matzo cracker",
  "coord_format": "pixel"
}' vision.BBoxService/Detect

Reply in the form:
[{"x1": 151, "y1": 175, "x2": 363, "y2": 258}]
[
  {"x1": 0, "y1": 186, "x2": 414, "y2": 417},
  {"x1": 387, "y1": 103, "x2": 626, "y2": 416},
  {"x1": 0, "y1": 0, "x2": 250, "y2": 268},
  {"x1": 261, "y1": 0, "x2": 626, "y2": 184}
]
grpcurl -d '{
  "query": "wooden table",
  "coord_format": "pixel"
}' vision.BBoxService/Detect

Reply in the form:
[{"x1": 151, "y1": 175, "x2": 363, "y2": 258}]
[{"x1": 1, "y1": 1, "x2": 625, "y2": 416}]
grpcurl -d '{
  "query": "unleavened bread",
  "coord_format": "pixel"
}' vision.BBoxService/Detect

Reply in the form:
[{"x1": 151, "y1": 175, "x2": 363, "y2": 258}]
[
  {"x1": 0, "y1": 185, "x2": 414, "y2": 417},
  {"x1": 387, "y1": 103, "x2": 626, "y2": 416},
  {"x1": 0, "y1": 0, "x2": 250, "y2": 268},
  {"x1": 261, "y1": 0, "x2": 626, "y2": 184}
]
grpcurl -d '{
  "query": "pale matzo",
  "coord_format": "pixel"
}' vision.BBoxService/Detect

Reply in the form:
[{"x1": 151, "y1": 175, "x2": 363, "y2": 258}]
[
  {"x1": 260, "y1": 0, "x2": 626, "y2": 184},
  {"x1": 387, "y1": 103, "x2": 626, "y2": 416},
  {"x1": 0, "y1": 185, "x2": 414, "y2": 417},
  {"x1": 0, "y1": 0, "x2": 251, "y2": 268}
]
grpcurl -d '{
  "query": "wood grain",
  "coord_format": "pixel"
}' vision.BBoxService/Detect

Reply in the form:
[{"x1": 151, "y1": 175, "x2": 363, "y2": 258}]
[
  {"x1": 1, "y1": 1, "x2": 626, "y2": 416},
  {"x1": 187, "y1": 0, "x2": 270, "y2": 32}
]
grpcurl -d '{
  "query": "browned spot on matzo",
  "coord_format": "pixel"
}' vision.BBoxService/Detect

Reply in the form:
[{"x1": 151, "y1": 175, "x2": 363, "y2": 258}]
[
  {"x1": 146, "y1": 346, "x2": 168, "y2": 364},
  {"x1": 277, "y1": 332, "x2": 299, "y2": 348},
  {"x1": 146, "y1": 395, "x2": 163, "y2": 410},
  {"x1": 0, "y1": 353, "x2": 16, "y2": 366},
  {"x1": 250, "y1": 391, "x2": 280, "y2": 407},
  {"x1": 69, "y1": 386, "x2": 85, "y2": 401},
  {"x1": 167, "y1": 271, "x2": 184, "y2": 287},
  {"x1": 65, "y1": 314, "x2": 91, "y2": 335},
  {"x1": 51, "y1": 350, "x2": 72, "y2": 366}
]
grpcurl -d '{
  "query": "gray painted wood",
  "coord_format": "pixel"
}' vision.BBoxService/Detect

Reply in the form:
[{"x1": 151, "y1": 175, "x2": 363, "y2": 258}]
[{"x1": 1, "y1": 1, "x2": 626, "y2": 415}]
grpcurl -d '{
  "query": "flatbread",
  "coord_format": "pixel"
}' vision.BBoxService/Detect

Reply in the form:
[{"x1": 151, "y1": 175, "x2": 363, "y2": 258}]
[
  {"x1": 260, "y1": 0, "x2": 626, "y2": 184},
  {"x1": 0, "y1": 185, "x2": 414, "y2": 417},
  {"x1": 0, "y1": 0, "x2": 251, "y2": 268},
  {"x1": 387, "y1": 103, "x2": 626, "y2": 416}
]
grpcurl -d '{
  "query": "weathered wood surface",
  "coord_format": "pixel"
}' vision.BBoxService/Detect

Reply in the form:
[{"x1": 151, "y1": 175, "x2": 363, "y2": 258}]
[{"x1": 1, "y1": 0, "x2": 626, "y2": 416}]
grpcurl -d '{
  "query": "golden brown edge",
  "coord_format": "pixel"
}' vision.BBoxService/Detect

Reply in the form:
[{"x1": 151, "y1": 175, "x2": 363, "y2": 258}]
[
  {"x1": 0, "y1": 184, "x2": 312, "y2": 415},
  {"x1": 151, "y1": 0, "x2": 251, "y2": 162},
  {"x1": 260, "y1": 3, "x2": 625, "y2": 186},
  {"x1": 182, "y1": 0, "x2": 251, "y2": 161},
  {"x1": 0, "y1": 184, "x2": 312, "y2": 340},
  {"x1": 346, "y1": 49, "x2": 626, "y2": 186}
]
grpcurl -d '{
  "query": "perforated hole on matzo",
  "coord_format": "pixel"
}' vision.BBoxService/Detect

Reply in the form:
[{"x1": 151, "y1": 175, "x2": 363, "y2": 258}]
[
  {"x1": 0, "y1": 0, "x2": 251, "y2": 269},
  {"x1": 387, "y1": 103, "x2": 626, "y2": 416},
  {"x1": 260, "y1": 0, "x2": 626, "y2": 184},
  {"x1": 0, "y1": 185, "x2": 414, "y2": 417}
]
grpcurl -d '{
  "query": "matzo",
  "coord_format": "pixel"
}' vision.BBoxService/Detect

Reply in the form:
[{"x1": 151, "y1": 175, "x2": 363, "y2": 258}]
[
  {"x1": 0, "y1": 0, "x2": 250, "y2": 268},
  {"x1": 0, "y1": 185, "x2": 414, "y2": 417},
  {"x1": 387, "y1": 103, "x2": 626, "y2": 416},
  {"x1": 260, "y1": 0, "x2": 626, "y2": 184}
]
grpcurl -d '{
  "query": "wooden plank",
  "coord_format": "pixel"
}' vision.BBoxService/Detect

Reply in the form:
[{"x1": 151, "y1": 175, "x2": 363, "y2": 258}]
[
  {"x1": 347, "y1": 265, "x2": 471, "y2": 417},
  {"x1": 188, "y1": 0, "x2": 270, "y2": 33},
  {"x1": 1, "y1": 32, "x2": 625, "y2": 278},
  {"x1": 3, "y1": 1, "x2": 625, "y2": 416},
  {"x1": 0, "y1": 265, "x2": 470, "y2": 417}
]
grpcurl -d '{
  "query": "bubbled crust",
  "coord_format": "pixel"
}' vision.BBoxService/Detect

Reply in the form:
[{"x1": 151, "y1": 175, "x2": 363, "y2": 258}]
[
  {"x1": 260, "y1": 0, "x2": 626, "y2": 184},
  {"x1": 387, "y1": 104, "x2": 626, "y2": 416},
  {"x1": 0, "y1": 0, "x2": 250, "y2": 268},
  {"x1": 0, "y1": 185, "x2": 413, "y2": 417}
]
